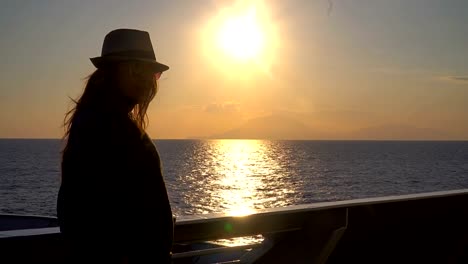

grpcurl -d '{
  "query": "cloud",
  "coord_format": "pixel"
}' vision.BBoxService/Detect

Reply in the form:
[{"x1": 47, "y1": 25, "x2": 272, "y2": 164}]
[
  {"x1": 449, "y1": 76, "x2": 468, "y2": 82},
  {"x1": 436, "y1": 75, "x2": 468, "y2": 83},
  {"x1": 369, "y1": 67, "x2": 468, "y2": 84},
  {"x1": 204, "y1": 102, "x2": 241, "y2": 114},
  {"x1": 370, "y1": 67, "x2": 429, "y2": 76}
]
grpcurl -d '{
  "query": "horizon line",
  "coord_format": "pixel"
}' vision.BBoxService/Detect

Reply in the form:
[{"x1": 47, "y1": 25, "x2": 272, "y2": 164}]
[{"x1": 1, "y1": 137, "x2": 468, "y2": 142}]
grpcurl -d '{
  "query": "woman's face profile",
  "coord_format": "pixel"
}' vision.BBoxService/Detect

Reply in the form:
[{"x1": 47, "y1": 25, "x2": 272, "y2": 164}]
[{"x1": 116, "y1": 62, "x2": 157, "y2": 104}]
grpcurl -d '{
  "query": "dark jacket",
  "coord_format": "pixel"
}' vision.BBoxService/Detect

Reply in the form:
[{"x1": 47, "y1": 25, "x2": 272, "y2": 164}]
[{"x1": 57, "y1": 105, "x2": 173, "y2": 262}]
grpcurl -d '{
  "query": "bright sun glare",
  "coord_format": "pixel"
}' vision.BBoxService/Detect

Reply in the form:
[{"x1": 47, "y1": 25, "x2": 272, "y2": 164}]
[
  {"x1": 216, "y1": 7, "x2": 265, "y2": 61},
  {"x1": 201, "y1": 0, "x2": 279, "y2": 77}
]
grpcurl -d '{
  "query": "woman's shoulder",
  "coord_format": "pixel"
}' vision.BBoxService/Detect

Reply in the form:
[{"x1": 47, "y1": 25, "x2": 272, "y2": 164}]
[{"x1": 69, "y1": 108, "x2": 136, "y2": 142}]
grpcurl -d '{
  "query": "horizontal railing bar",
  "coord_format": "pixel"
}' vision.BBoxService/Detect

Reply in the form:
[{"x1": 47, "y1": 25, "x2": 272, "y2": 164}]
[
  {"x1": 172, "y1": 243, "x2": 262, "y2": 259},
  {"x1": 0, "y1": 227, "x2": 59, "y2": 239},
  {"x1": 173, "y1": 189, "x2": 468, "y2": 242},
  {"x1": 1, "y1": 189, "x2": 467, "y2": 244},
  {"x1": 176, "y1": 189, "x2": 468, "y2": 225}
]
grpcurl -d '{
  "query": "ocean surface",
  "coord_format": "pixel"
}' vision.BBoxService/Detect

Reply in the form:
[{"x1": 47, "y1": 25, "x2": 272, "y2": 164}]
[{"x1": 1, "y1": 139, "x2": 468, "y2": 218}]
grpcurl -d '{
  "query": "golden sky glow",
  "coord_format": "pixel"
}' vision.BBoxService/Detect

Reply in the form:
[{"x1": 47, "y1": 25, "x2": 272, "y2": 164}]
[
  {"x1": 0, "y1": 0, "x2": 467, "y2": 139},
  {"x1": 201, "y1": 0, "x2": 279, "y2": 79},
  {"x1": 216, "y1": 6, "x2": 265, "y2": 61}
]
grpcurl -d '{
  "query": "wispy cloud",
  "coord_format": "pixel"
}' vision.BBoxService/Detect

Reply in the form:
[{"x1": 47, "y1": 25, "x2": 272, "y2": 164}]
[
  {"x1": 437, "y1": 76, "x2": 468, "y2": 83},
  {"x1": 204, "y1": 102, "x2": 241, "y2": 113},
  {"x1": 370, "y1": 67, "x2": 468, "y2": 84},
  {"x1": 370, "y1": 67, "x2": 430, "y2": 76},
  {"x1": 450, "y1": 76, "x2": 468, "y2": 82}
]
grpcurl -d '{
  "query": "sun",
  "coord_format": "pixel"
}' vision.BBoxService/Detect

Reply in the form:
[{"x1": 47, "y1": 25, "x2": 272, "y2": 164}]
[
  {"x1": 216, "y1": 7, "x2": 265, "y2": 61},
  {"x1": 201, "y1": 0, "x2": 280, "y2": 78}
]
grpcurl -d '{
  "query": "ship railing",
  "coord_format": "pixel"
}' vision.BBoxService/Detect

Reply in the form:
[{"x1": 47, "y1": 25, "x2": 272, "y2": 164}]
[
  {"x1": 171, "y1": 189, "x2": 468, "y2": 263},
  {"x1": 1, "y1": 189, "x2": 468, "y2": 263}
]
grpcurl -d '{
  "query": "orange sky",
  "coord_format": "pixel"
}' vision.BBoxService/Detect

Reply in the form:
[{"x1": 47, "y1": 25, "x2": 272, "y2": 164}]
[{"x1": 1, "y1": 0, "x2": 467, "y2": 140}]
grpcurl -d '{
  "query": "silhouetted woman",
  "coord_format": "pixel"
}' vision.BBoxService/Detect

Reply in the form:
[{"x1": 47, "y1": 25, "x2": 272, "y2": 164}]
[{"x1": 57, "y1": 29, "x2": 173, "y2": 263}]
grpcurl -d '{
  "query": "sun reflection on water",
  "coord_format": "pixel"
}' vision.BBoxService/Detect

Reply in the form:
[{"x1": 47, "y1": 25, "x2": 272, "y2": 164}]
[
  {"x1": 177, "y1": 139, "x2": 298, "y2": 216},
  {"x1": 205, "y1": 140, "x2": 291, "y2": 246},
  {"x1": 172, "y1": 139, "x2": 299, "y2": 246},
  {"x1": 210, "y1": 139, "x2": 281, "y2": 216}
]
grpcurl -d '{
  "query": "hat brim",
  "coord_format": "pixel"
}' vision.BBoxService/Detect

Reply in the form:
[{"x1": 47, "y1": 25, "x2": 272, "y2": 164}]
[{"x1": 90, "y1": 56, "x2": 169, "y2": 73}]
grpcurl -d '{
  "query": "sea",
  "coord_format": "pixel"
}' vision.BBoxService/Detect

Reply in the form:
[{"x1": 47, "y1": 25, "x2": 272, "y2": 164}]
[{"x1": 1, "y1": 139, "x2": 468, "y2": 218}]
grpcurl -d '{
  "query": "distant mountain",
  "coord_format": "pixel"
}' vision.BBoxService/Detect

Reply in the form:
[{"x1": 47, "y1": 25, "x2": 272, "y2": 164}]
[
  {"x1": 347, "y1": 124, "x2": 451, "y2": 140},
  {"x1": 204, "y1": 115, "x2": 454, "y2": 140},
  {"x1": 208, "y1": 114, "x2": 325, "y2": 140}
]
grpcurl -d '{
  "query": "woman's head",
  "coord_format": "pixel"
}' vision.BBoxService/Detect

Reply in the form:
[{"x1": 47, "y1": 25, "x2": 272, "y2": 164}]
[
  {"x1": 115, "y1": 61, "x2": 160, "y2": 106},
  {"x1": 63, "y1": 61, "x2": 162, "y2": 139},
  {"x1": 64, "y1": 28, "x2": 168, "y2": 141}
]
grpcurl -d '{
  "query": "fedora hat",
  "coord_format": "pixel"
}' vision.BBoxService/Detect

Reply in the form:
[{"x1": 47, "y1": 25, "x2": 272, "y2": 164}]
[{"x1": 90, "y1": 28, "x2": 169, "y2": 73}]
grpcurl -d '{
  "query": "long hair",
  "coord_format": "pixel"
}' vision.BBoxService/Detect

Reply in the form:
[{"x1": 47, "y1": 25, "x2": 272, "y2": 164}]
[{"x1": 63, "y1": 65, "x2": 158, "y2": 145}]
